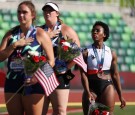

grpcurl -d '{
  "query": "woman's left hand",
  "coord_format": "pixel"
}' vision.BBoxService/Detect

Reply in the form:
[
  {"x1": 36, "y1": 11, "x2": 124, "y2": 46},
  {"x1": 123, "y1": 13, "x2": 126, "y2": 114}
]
[
  {"x1": 120, "y1": 97, "x2": 126, "y2": 109},
  {"x1": 24, "y1": 76, "x2": 38, "y2": 86}
]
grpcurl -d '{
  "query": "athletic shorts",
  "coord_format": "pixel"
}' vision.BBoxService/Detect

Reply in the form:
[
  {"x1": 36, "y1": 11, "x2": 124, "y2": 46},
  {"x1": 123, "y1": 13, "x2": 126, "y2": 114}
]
[
  {"x1": 56, "y1": 74, "x2": 70, "y2": 89},
  {"x1": 87, "y1": 75, "x2": 113, "y2": 97},
  {"x1": 4, "y1": 77, "x2": 44, "y2": 94}
]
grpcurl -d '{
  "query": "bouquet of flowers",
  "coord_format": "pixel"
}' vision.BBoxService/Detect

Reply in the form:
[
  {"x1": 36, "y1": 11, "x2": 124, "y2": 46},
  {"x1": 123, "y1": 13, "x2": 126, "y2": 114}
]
[
  {"x1": 23, "y1": 50, "x2": 47, "y2": 79},
  {"x1": 22, "y1": 50, "x2": 47, "y2": 95},
  {"x1": 58, "y1": 39, "x2": 80, "y2": 61},
  {"x1": 88, "y1": 101, "x2": 110, "y2": 115},
  {"x1": 54, "y1": 36, "x2": 81, "y2": 74}
]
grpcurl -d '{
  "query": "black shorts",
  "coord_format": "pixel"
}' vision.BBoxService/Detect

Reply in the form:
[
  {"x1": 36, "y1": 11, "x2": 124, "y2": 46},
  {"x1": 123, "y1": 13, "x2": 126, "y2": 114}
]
[
  {"x1": 4, "y1": 77, "x2": 44, "y2": 94},
  {"x1": 56, "y1": 74, "x2": 70, "y2": 89},
  {"x1": 87, "y1": 76, "x2": 113, "y2": 97}
]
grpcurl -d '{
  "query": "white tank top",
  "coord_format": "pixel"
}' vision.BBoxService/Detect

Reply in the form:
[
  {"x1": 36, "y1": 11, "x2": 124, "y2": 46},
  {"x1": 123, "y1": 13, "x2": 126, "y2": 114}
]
[{"x1": 87, "y1": 44, "x2": 112, "y2": 70}]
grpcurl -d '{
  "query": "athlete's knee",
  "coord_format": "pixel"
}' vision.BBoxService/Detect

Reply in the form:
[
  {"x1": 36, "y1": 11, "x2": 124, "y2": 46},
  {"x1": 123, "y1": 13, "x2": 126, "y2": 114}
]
[
  {"x1": 108, "y1": 107, "x2": 114, "y2": 115},
  {"x1": 109, "y1": 111, "x2": 114, "y2": 115},
  {"x1": 53, "y1": 106, "x2": 67, "y2": 115}
]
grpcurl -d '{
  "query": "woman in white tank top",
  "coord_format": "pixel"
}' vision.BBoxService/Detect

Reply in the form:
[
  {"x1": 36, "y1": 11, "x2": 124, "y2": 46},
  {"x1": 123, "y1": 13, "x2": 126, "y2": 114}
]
[{"x1": 80, "y1": 21, "x2": 126, "y2": 115}]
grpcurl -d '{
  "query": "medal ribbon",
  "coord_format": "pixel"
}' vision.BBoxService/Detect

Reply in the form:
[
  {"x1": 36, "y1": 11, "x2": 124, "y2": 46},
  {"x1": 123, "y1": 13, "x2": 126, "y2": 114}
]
[
  {"x1": 18, "y1": 25, "x2": 35, "y2": 39},
  {"x1": 43, "y1": 21, "x2": 60, "y2": 31},
  {"x1": 92, "y1": 44, "x2": 105, "y2": 72},
  {"x1": 10, "y1": 25, "x2": 35, "y2": 71},
  {"x1": 16, "y1": 25, "x2": 35, "y2": 57},
  {"x1": 43, "y1": 22, "x2": 62, "y2": 58},
  {"x1": 43, "y1": 22, "x2": 61, "y2": 45}
]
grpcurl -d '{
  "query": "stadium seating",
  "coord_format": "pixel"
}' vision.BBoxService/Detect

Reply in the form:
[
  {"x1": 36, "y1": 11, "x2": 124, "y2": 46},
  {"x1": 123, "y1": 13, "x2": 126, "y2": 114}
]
[
  {"x1": 127, "y1": 49, "x2": 135, "y2": 56},
  {"x1": 0, "y1": 62, "x2": 5, "y2": 68},
  {"x1": 130, "y1": 64, "x2": 135, "y2": 72},
  {"x1": 125, "y1": 56, "x2": 134, "y2": 64},
  {"x1": 0, "y1": 9, "x2": 134, "y2": 72},
  {"x1": 118, "y1": 57, "x2": 125, "y2": 64},
  {"x1": 112, "y1": 33, "x2": 121, "y2": 41},
  {"x1": 120, "y1": 64, "x2": 130, "y2": 72},
  {"x1": 0, "y1": 29, "x2": 5, "y2": 41},
  {"x1": 118, "y1": 48, "x2": 127, "y2": 56},
  {"x1": 129, "y1": 42, "x2": 135, "y2": 48},
  {"x1": 0, "y1": 22, "x2": 10, "y2": 31}
]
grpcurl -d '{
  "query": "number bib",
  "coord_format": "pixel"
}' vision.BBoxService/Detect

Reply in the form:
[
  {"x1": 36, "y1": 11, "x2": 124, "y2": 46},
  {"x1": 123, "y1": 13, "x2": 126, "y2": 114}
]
[{"x1": 10, "y1": 58, "x2": 24, "y2": 72}]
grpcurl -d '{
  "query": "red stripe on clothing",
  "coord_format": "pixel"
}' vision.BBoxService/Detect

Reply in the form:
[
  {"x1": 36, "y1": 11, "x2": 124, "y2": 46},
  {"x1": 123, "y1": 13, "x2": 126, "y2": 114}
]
[{"x1": 87, "y1": 69, "x2": 98, "y2": 74}]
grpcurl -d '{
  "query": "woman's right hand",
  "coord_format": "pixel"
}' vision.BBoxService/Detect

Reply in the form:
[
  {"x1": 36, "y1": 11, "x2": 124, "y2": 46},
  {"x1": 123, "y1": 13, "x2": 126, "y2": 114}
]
[
  {"x1": 13, "y1": 37, "x2": 34, "y2": 48},
  {"x1": 24, "y1": 76, "x2": 38, "y2": 86},
  {"x1": 48, "y1": 30, "x2": 60, "y2": 38}
]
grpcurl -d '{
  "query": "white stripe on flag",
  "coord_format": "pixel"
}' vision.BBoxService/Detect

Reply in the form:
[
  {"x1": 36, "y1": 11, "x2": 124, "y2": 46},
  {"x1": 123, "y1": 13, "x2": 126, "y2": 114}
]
[
  {"x1": 34, "y1": 69, "x2": 59, "y2": 96},
  {"x1": 73, "y1": 54, "x2": 87, "y2": 72}
]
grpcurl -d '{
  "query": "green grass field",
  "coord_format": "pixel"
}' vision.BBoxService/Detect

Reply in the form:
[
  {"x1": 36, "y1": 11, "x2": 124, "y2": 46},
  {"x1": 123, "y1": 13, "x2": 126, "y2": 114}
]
[
  {"x1": 0, "y1": 106, "x2": 7, "y2": 113},
  {"x1": 67, "y1": 105, "x2": 135, "y2": 115},
  {"x1": 0, "y1": 105, "x2": 135, "y2": 115}
]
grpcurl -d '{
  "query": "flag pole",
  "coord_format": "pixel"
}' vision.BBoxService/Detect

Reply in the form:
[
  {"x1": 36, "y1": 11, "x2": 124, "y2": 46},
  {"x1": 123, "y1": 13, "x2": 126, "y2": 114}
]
[{"x1": 5, "y1": 84, "x2": 25, "y2": 105}]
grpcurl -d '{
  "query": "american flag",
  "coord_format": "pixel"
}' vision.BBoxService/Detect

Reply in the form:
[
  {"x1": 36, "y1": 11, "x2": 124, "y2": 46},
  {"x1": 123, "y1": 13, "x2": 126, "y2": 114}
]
[
  {"x1": 33, "y1": 54, "x2": 86, "y2": 96},
  {"x1": 34, "y1": 63, "x2": 59, "y2": 96},
  {"x1": 73, "y1": 53, "x2": 87, "y2": 72}
]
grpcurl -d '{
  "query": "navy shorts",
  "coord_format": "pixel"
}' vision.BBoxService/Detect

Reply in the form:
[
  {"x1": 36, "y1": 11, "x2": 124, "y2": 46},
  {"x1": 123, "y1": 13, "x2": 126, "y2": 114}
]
[{"x1": 4, "y1": 77, "x2": 44, "y2": 94}]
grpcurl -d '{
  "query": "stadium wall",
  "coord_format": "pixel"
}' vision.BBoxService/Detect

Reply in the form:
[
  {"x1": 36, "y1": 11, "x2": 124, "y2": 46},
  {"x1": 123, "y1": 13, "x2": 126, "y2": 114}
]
[{"x1": 1, "y1": 70, "x2": 135, "y2": 90}]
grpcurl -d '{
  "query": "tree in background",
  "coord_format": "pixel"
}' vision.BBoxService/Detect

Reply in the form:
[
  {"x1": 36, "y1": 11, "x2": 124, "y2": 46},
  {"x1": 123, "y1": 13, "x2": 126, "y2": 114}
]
[{"x1": 120, "y1": 0, "x2": 135, "y2": 17}]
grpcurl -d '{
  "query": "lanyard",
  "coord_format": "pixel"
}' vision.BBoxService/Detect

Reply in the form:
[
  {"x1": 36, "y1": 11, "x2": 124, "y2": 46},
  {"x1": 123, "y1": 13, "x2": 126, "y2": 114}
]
[
  {"x1": 44, "y1": 22, "x2": 61, "y2": 46},
  {"x1": 16, "y1": 25, "x2": 35, "y2": 56},
  {"x1": 43, "y1": 22, "x2": 62, "y2": 58},
  {"x1": 44, "y1": 21, "x2": 60, "y2": 32},
  {"x1": 92, "y1": 44, "x2": 105, "y2": 71},
  {"x1": 18, "y1": 25, "x2": 35, "y2": 39}
]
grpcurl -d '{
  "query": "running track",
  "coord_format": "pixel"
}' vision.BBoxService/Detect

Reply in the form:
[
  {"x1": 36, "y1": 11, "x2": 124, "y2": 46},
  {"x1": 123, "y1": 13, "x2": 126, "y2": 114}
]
[
  {"x1": 1, "y1": 89, "x2": 135, "y2": 104},
  {"x1": 0, "y1": 89, "x2": 135, "y2": 114}
]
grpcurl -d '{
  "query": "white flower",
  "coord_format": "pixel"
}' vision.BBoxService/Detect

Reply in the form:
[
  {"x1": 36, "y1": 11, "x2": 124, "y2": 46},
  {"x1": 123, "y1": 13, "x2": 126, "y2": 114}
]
[
  {"x1": 88, "y1": 101, "x2": 110, "y2": 115},
  {"x1": 62, "y1": 42, "x2": 71, "y2": 47},
  {"x1": 28, "y1": 51, "x2": 39, "y2": 56}
]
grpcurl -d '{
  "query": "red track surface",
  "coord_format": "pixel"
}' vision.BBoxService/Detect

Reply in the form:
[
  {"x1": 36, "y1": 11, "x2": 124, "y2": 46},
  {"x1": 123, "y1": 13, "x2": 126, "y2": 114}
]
[
  {"x1": 0, "y1": 89, "x2": 135, "y2": 115},
  {"x1": 1, "y1": 89, "x2": 135, "y2": 104},
  {"x1": 69, "y1": 90, "x2": 135, "y2": 102}
]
